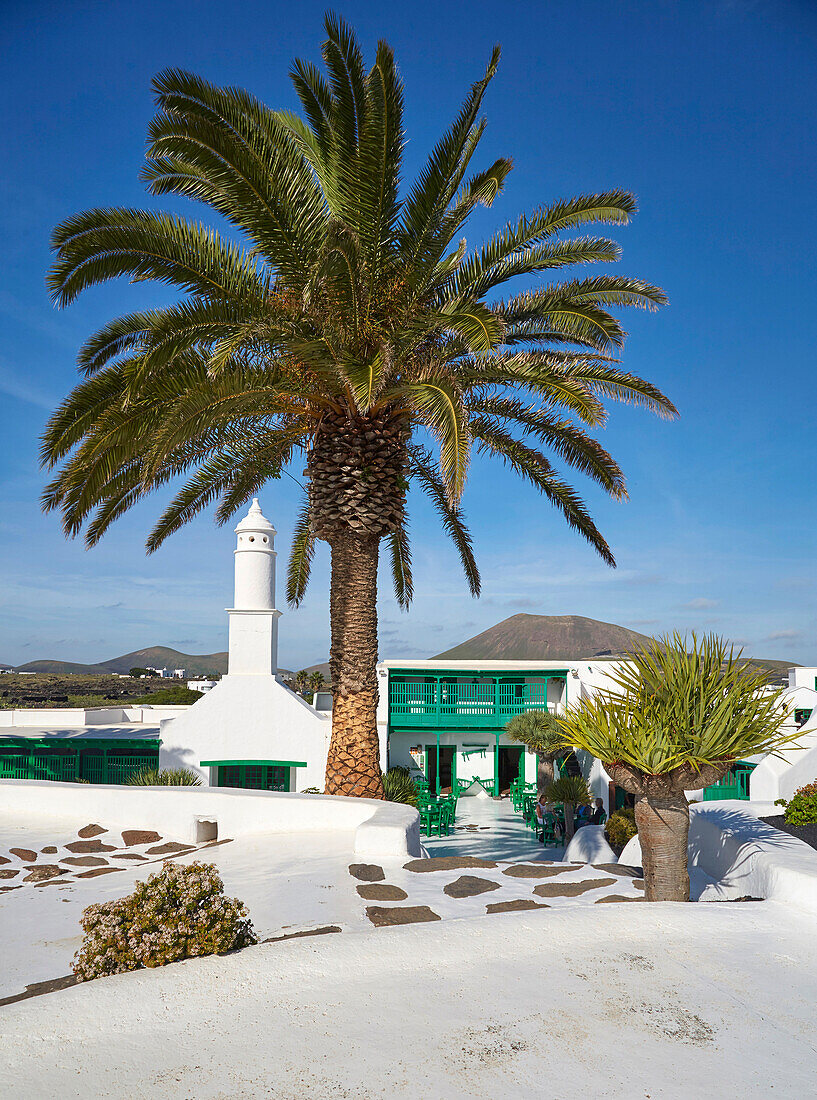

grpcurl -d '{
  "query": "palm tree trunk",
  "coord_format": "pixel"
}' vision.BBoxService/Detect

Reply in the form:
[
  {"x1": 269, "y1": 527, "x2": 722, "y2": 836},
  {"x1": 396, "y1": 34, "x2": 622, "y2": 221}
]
[
  {"x1": 634, "y1": 794, "x2": 690, "y2": 901},
  {"x1": 324, "y1": 530, "x2": 384, "y2": 799},
  {"x1": 536, "y1": 753, "x2": 554, "y2": 798},
  {"x1": 563, "y1": 801, "x2": 575, "y2": 843}
]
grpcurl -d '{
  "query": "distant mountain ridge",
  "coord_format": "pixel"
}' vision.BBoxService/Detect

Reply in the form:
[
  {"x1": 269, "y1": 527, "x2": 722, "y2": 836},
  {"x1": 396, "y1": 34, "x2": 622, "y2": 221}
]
[
  {"x1": 434, "y1": 614, "x2": 654, "y2": 661},
  {"x1": 13, "y1": 646, "x2": 229, "y2": 678},
  {"x1": 6, "y1": 647, "x2": 330, "y2": 680},
  {"x1": 432, "y1": 613, "x2": 796, "y2": 682}
]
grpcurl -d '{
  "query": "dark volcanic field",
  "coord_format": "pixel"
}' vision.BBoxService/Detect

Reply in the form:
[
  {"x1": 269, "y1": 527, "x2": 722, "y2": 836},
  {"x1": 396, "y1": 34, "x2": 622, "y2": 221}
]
[
  {"x1": 0, "y1": 673, "x2": 199, "y2": 709},
  {"x1": 760, "y1": 815, "x2": 817, "y2": 853}
]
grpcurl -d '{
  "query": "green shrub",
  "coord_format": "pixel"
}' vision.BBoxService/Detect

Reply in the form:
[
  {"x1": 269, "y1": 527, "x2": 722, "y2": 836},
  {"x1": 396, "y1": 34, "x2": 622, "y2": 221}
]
[
  {"x1": 73, "y1": 861, "x2": 257, "y2": 981},
  {"x1": 775, "y1": 781, "x2": 817, "y2": 826},
  {"x1": 126, "y1": 767, "x2": 202, "y2": 786},
  {"x1": 130, "y1": 687, "x2": 203, "y2": 705},
  {"x1": 382, "y1": 766, "x2": 418, "y2": 806},
  {"x1": 605, "y1": 808, "x2": 637, "y2": 852}
]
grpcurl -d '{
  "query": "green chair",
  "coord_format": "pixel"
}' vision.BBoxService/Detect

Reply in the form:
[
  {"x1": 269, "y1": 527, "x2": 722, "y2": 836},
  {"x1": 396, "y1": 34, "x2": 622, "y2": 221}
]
[{"x1": 540, "y1": 815, "x2": 557, "y2": 846}]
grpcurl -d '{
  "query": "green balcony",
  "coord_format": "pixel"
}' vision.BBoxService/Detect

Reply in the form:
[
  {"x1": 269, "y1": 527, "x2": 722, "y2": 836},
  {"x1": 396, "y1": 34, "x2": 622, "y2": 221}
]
[{"x1": 388, "y1": 671, "x2": 567, "y2": 731}]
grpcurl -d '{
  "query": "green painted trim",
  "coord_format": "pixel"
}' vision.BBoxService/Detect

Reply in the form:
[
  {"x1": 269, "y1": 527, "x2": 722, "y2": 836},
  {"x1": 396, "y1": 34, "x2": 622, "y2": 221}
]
[
  {"x1": 388, "y1": 668, "x2": 569, "y2": 678},
  {"x1": 0, "y1": 737, "x2": 161, "y2": 749},
  {"x1": 200, "y1": 758, "x2": 307, "y2": 768}
]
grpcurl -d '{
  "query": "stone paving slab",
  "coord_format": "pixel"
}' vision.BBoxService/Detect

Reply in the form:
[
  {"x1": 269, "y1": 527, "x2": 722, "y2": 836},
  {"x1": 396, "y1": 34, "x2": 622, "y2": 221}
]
[
  {"x1": 356, "y1": 884, "x2": 408, "y2": 901},
  {"x1": 443, "y1": 875, "x2": 501, "y2": 898},
  {"x1": 404, "y1": 857, "x2": 498, "y2": 872},
  {"x1": 534, "y1": 878, "x2": 618, "y2": 898},
  {"x1": 348, "y1": 863, "x2": 385, "y2": 882},
  {"x1": 366, "y1": 905, "x2": 442, "y2": 927}
]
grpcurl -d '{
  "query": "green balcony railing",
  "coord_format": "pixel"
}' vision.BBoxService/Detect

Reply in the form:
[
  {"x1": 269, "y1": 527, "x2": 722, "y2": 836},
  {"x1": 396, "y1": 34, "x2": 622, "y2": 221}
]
[
  {"x1": 388, "y1": 673, "x2": 566, "y2": 729},
  {"x1": 0, "y1": 740, "x2": 159, "y2": 784}
]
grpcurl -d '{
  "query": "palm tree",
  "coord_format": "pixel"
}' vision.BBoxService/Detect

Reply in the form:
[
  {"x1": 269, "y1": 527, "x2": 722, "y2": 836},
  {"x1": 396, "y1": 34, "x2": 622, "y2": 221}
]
[
  {"x1": 542, "y1": 774, "x2": 591, "y2": 843},
  {"x1": 309, "y1": 670, "x2": 326, "y2": 694},
  {"x1": 42, "y1": 15, "x2": 675, "y2": 800},
  {"x1": 557, "y1": 634, "x2": 798, "y2": 901},
  {"x1": 505, "y1": 709, "x2": 563, "y2": 795},
  {"x1": 295, "y1": 669, "x2": 309, "y2": 695}
]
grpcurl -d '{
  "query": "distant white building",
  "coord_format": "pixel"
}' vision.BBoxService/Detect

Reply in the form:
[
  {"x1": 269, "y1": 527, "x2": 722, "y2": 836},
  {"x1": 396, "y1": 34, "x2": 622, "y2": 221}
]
[
  {"x1": 146, "y1": 667, "x2": 186, "y2": 679},
  {"x1": 187, "y1": 679, "x2": 217, "y2": 694}
]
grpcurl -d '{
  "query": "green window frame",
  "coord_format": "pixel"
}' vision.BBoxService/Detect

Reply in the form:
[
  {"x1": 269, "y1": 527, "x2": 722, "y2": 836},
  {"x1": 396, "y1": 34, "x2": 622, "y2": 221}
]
[{"x1": 201, "y1": 758, "x2": 308, "y2": 793}]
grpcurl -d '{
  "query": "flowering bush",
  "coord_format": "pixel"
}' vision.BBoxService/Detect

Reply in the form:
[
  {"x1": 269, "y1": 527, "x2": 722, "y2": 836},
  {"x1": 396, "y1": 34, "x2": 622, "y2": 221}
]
[
  {"x1": 72, "y1": 860, "x2": 257, "y2": 981},
  {"x1": 775, "y1": 781, "x2": 817, "y2": 826}
]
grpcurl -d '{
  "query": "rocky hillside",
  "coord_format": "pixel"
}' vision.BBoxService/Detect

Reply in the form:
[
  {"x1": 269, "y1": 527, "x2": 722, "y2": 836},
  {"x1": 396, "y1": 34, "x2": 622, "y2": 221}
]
[
  {"x1": 14, "y1": 646, "x2": 228, "y2": 678},
  {"x1": 434, "y1": 614, "x2": 654, "y2": 661}
]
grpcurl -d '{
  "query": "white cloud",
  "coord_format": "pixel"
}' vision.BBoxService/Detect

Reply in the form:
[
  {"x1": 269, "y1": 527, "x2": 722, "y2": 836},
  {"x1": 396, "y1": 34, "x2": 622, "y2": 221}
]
[{"x1": 681, "y1": 597, "x2": 720, "y2": 610}]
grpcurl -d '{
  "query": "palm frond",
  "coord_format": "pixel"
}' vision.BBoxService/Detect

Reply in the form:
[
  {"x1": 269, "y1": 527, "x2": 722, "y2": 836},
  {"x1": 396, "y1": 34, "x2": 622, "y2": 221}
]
[
  {"x1": 470, "y1": 422, "x2": 615, "y2": 566},
  {"x1": 49, "y1": 208, "x2": 269, "y2": 307},
  {"x1": 387, "y1": 515, "x2": 413, "y2": 609},
  {"x1": 408, "y1": 447, "x2": 480, "y2": 595},
  {"x1": 286, "y1": 498, "x2": 316, "y2": 606}
]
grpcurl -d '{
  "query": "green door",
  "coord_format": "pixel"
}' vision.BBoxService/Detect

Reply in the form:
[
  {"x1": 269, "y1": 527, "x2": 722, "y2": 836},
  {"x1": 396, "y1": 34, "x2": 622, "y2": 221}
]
[{"x1": 425, "y1": 744, "x2": 456, "y2": 795}]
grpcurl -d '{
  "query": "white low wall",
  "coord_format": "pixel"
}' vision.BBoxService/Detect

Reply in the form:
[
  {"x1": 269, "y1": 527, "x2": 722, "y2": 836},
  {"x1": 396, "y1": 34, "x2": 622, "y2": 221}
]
[
  {"x1": 621, "y1": 801, "x2": 817, "y2": 911},
  {"x1": 0, "y1": 780, "x2": 421, "y2": 859},
  {"x1": 688, "y1": 801, "x2": 817, "y2": 910}
]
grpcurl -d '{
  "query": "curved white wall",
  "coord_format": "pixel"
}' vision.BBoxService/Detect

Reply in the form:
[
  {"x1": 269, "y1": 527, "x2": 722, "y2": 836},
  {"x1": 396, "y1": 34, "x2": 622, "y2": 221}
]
[
  {"x1": 0, "y1": 780, "x2": 421, "y2": 857},
  {"x1": 750, "y1": 715, "x2": 817, "y2": 802}
]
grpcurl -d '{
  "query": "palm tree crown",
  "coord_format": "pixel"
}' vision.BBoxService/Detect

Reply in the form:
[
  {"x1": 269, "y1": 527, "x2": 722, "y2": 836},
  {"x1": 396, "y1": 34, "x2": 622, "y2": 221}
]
[
  {"x1": 42, "y1": 15, "x2": 676, "y2": 797},
  {"x1": 505, "y1": 709, "x2": 563, "y2": 757}
]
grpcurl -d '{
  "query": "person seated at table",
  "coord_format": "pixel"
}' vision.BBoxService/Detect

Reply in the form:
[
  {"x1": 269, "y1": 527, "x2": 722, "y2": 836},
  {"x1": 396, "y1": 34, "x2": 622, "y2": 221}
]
[{"x1": 589, "y1": 797, "x2": 605, "y2": 825}]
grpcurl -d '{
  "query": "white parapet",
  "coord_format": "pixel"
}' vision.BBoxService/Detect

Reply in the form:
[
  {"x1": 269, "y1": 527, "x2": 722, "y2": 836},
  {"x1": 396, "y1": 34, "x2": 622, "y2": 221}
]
[{"x1": 0, "y1": 780, "x2": 421, "y2": 857}]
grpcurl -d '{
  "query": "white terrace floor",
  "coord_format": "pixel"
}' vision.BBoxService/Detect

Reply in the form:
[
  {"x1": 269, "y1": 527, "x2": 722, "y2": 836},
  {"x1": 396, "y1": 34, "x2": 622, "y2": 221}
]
[
  {"x1": 0, "y1": 796, "x2": 619, "y2": 1002},
  {"x1": 3, "y1": 796, "x2": 817, "y2": 1097},
  {"x1": 4, "y1": 899, "x2": 817, "y2": 1097},
  {"x1": 425, "y1": 793, "x2": 566, "y2": 860}
]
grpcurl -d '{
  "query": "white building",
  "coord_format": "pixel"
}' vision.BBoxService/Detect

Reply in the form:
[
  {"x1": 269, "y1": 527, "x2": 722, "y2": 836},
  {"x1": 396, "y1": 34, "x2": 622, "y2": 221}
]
[
  {"x1": 158, "y1": 500, "x2": 340, "y2": 793},
  {"x1": 376, "y1": 657, "x2": 817, "y2": 811},
  {"x1": 376, "y1": 658, "x2": 624, "y2": 807},
  {"x1": 3, "y1": 496, "x2": 816, "y2": 806},
  {"x1": 187, "y1": 679, "x2": 217, "y2": 694}
]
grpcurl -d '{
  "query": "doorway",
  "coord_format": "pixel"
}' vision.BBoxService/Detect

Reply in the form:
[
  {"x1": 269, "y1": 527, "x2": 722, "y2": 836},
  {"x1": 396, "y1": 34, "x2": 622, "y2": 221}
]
[
  {"x1": 425, "y1": 745, "x2": 455, "y2": 794},
  {"x1": 497, "y1": 745, "x2": 523, "y2": 795}
]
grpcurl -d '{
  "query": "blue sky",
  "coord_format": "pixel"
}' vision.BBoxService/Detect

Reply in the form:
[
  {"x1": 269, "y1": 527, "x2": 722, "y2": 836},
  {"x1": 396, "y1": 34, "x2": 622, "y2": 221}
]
[{"x1": 2, "y1": 0, "x2": 816, "y2": 669}]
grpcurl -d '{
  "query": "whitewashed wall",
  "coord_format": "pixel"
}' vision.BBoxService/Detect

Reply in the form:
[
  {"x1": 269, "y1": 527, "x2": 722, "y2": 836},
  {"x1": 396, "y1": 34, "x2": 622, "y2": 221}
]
[
  {"x1": 159, "y1": 676, "x2": 334, "y2": 791},
  {"x1": 0, "y1": 779, "x2": 421, "y2": 857}
]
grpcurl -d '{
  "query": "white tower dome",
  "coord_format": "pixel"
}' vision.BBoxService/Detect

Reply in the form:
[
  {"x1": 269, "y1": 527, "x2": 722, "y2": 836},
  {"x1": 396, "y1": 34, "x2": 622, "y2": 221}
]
[
  {"x1": 233, "y1": 498, "x2": 277, "y2": 610},
  {"x1": 227, "y1": 499, "x2": 281, "y2": 675}
]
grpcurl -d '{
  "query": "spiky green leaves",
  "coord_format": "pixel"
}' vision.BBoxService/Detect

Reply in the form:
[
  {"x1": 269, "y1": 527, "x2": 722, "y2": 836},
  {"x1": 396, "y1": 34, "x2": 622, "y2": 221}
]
[
  {"x1": 542, "y1": 774, "x2": 592, "y2": 807},
  {"x1": 558, "y1": 634, "x2": 799, "y2": 779},
  {"x1": 505, "y1": 709, "x2": 564, "y2": 758}
]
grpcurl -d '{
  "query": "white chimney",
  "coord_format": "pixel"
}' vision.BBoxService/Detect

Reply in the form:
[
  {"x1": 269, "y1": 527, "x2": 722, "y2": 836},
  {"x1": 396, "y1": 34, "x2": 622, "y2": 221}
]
[{"x1": 227, "y1": 499, "x2": 281, "y2": 676}]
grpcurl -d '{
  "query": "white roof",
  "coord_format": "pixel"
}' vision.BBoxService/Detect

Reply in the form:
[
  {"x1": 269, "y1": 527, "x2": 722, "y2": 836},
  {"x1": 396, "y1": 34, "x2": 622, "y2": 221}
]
[
  {"x1": 378, "y1": 659, "x2": 587, "y2": 671},
  {"x1": 0, "y1": 725, "x2": 161, "y2": 741}
]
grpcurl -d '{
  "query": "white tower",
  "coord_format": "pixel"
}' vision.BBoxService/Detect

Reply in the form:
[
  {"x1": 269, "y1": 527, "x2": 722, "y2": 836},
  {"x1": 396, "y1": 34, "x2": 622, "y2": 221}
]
[{"x1": 227, "y1": 499, "x2": 281, "y2": 675}]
